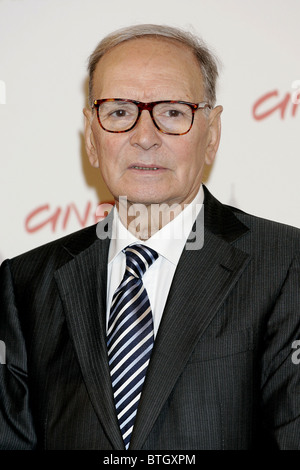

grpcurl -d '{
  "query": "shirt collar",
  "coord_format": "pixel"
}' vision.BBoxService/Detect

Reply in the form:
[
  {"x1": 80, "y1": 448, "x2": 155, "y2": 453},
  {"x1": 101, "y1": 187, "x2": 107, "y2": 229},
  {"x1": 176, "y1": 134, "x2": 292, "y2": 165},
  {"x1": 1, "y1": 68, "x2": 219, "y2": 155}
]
[{"x1": 108, "y1": 185, "x2": 204, "y2": 265}]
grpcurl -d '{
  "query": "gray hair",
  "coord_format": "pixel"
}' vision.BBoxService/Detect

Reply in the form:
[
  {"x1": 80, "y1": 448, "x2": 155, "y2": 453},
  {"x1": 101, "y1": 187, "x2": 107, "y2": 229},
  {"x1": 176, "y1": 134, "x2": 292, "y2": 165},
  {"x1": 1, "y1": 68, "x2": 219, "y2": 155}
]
[{"x1": 87, "y1": 24, "x2": 220, "y2": 107}]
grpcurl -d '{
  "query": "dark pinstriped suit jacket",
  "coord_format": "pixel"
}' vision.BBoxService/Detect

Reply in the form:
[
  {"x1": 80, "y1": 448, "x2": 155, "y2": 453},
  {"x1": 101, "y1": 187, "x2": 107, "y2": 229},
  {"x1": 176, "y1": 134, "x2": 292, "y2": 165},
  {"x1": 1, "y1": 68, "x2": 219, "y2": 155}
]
[{"x1": 1, "y1": 186, "x2": 300, "y2": 450}]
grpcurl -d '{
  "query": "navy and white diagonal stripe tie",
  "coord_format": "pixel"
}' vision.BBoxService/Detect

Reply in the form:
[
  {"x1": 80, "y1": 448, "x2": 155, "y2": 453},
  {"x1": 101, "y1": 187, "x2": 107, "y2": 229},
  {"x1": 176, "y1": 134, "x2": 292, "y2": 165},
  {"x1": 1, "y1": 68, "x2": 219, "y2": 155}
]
[{"x1": 107, "y1": 244, "x2": 158, "y2": 450}]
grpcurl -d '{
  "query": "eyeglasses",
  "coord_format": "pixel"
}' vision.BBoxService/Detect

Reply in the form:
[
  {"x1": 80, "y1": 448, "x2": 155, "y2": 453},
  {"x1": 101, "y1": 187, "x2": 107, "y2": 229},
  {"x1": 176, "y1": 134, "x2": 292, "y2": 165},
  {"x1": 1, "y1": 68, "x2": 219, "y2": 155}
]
[{"x1": 92, "y1": 99, "x2": 211, "y2": 135}]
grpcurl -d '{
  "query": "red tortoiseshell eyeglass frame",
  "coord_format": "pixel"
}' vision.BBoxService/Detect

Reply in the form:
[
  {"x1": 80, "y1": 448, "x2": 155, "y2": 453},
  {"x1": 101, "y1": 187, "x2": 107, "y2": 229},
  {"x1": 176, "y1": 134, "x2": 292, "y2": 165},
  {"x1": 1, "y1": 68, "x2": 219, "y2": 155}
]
[{"x1": 92, "y1": 98, "x2": 212, "y2": 135}]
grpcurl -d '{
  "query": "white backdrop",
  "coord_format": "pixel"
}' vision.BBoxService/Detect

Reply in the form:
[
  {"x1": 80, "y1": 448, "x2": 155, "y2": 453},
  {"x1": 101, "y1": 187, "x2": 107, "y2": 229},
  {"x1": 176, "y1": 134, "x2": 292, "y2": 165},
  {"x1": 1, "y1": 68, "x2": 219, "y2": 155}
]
[{"x1": 1, "y1": 0, "x2": 300, "y2": 262}]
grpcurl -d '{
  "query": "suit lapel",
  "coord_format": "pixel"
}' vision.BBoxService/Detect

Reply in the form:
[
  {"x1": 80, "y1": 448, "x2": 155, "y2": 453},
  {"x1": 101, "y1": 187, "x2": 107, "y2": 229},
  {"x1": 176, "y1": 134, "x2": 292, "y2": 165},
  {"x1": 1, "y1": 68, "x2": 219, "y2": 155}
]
[
  {"x1": 54, "y1": 215, "x2": 125, "y2": 450},
  {"x1": 130, "y1": 187, "x2": 251, "y2": 449}
]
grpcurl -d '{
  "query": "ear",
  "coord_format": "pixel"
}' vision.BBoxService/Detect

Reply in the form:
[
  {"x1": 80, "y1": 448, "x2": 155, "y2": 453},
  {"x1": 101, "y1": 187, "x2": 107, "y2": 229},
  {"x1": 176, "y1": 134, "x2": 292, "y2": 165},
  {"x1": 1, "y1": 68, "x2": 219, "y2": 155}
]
[
  {"x1": 83, "y1": 107, "x2": 100, "y2": 168},
  {"x1": 205, "y1": 105, "x2": 223, "y2": 165}
]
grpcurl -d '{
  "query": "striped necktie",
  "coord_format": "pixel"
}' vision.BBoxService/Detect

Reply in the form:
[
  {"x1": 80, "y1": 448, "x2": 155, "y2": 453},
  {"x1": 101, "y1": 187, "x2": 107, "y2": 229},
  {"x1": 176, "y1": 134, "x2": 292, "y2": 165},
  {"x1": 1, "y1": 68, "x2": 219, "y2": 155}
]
[{"x1": 107, "y1": 244, "x2": 158, "y2": 450}]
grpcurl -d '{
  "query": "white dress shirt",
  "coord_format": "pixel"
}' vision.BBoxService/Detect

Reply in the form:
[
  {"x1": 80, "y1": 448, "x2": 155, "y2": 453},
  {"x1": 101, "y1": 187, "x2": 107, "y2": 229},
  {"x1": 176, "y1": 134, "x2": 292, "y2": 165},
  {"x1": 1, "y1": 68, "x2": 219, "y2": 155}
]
[{"x1": 106, "y1": 186, "x2": 204, "y2": 337}]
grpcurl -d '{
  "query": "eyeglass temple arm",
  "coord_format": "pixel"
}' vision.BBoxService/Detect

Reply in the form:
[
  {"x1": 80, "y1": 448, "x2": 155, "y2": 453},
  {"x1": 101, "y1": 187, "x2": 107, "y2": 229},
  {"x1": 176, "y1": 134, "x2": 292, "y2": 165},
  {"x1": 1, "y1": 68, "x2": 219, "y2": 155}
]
[{"x1": 197, "y1": 102, "x2": 212, "y2": 109}]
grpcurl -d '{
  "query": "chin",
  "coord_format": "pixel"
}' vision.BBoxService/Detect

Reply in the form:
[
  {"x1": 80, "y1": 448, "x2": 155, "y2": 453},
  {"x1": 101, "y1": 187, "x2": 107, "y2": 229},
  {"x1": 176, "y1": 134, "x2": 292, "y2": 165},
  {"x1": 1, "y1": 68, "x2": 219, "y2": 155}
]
[
  {"x1": 116, "y1": 185, "x2": 153, "y2": 202},
  {"x1": 128, "y1": 197, "x2": 164, "y2": 206},
  {"x1": 118, "y1": 192, "x2": 169, "y2": 206}
]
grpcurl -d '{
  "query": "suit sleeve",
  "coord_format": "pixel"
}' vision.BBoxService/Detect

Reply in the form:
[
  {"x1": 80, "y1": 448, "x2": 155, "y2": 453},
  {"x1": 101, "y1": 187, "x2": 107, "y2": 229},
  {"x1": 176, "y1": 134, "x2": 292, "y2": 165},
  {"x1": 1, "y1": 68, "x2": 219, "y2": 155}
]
[
  {"x1": 260, "y1": 251, "x2": 300, "y2": 449},
  {"x1": 0, "y1": 259, "x2": 37, "y2": 449}
]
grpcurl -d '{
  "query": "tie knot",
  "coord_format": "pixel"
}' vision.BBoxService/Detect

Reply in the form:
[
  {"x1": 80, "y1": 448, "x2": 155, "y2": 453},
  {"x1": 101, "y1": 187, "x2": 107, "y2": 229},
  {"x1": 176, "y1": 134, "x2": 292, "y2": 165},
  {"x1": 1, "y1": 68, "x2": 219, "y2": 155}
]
[{"x1": 124, "y1": 244, "x2": 158, "y2": 279}]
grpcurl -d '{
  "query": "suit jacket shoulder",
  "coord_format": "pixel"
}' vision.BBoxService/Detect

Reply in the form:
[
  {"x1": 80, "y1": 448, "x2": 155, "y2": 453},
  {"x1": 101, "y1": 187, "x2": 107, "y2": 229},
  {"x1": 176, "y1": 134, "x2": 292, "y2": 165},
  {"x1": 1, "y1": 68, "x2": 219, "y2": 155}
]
[{"x1": 203, "y1": 185, "x2": 300, "y2": 252}]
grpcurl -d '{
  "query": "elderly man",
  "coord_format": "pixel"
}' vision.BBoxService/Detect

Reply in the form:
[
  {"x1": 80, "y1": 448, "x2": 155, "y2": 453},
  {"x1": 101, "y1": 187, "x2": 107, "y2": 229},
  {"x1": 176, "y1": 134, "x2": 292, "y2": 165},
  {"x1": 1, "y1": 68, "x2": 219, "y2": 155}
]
[{"x1": 0, "y1": 24, "x2": 299, "y2": 450}]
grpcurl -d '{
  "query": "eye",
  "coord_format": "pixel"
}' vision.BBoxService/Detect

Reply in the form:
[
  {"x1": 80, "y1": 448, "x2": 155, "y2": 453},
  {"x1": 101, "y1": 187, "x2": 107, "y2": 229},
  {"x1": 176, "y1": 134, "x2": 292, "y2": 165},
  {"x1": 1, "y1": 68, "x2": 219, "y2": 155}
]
[
  {"x1": 165, "y1": 109, "x2": 183, "y2": 118},
  {"x1": 110, "y1": 109, "x2": 129, "y2": 118},
  {"x1": 107, "y1": 104, "x2": 137, "y2": 119},
  {"x1": 155, "y1": 103, "x2": 190, "y2": 120}
]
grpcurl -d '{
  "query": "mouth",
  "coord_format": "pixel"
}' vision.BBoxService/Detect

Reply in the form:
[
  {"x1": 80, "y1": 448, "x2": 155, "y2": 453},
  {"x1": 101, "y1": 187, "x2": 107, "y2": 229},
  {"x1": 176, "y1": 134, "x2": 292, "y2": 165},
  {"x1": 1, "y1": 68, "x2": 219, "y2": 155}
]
[
  {"x1": 129, "y1": 163, "x2": 166, "y2": 171},
  {"x1": 131, "y1": 166, "x2": 159, "y2": 170}
]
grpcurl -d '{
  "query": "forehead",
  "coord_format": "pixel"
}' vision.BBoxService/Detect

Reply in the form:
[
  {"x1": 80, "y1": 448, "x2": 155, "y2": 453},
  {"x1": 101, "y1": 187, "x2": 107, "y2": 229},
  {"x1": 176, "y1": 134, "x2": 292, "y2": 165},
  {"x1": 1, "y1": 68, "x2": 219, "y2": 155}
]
[{"x1": 92, "y1": 37, "x2": 205, "y2": 100}]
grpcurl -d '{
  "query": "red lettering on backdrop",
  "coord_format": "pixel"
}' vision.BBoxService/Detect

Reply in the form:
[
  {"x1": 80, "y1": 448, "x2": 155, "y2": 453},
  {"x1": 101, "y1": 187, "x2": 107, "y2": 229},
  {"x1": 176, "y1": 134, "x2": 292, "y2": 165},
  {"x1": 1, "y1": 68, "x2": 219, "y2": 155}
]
[
  {"x1": 252, "y1": 89, "x2": 300, "y2": 120},
  {"x1": 252, "y1": 90, "x2": 290, "y2": 120},
  {"x1": 25, "y1": 205, "x2": 62, "y2": 233},
  {"x1": 25, "y1": 201, "x2": 114, "y2": 234},
  {"x1": 292, "y1": 95, "x2": 300, "y2": 117},
  {"x1": 62, "y1": 202, "x2": 92, "y2": 229}
]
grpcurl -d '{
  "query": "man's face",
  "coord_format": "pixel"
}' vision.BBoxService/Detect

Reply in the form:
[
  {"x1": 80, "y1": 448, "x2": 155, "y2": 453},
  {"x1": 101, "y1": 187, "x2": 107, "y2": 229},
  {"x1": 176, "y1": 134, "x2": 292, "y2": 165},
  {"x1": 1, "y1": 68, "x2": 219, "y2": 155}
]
[{"x1": 84, "y1": 38, "x2": 222, "y2": 207}]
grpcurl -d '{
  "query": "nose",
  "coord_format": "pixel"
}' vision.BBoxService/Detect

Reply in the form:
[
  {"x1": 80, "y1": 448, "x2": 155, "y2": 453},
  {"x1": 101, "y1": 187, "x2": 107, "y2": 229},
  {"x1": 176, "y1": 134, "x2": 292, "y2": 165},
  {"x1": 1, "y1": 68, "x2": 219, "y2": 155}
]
[{"x1": 129, "y1": 110, "x2": 162, "y2": 150}]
